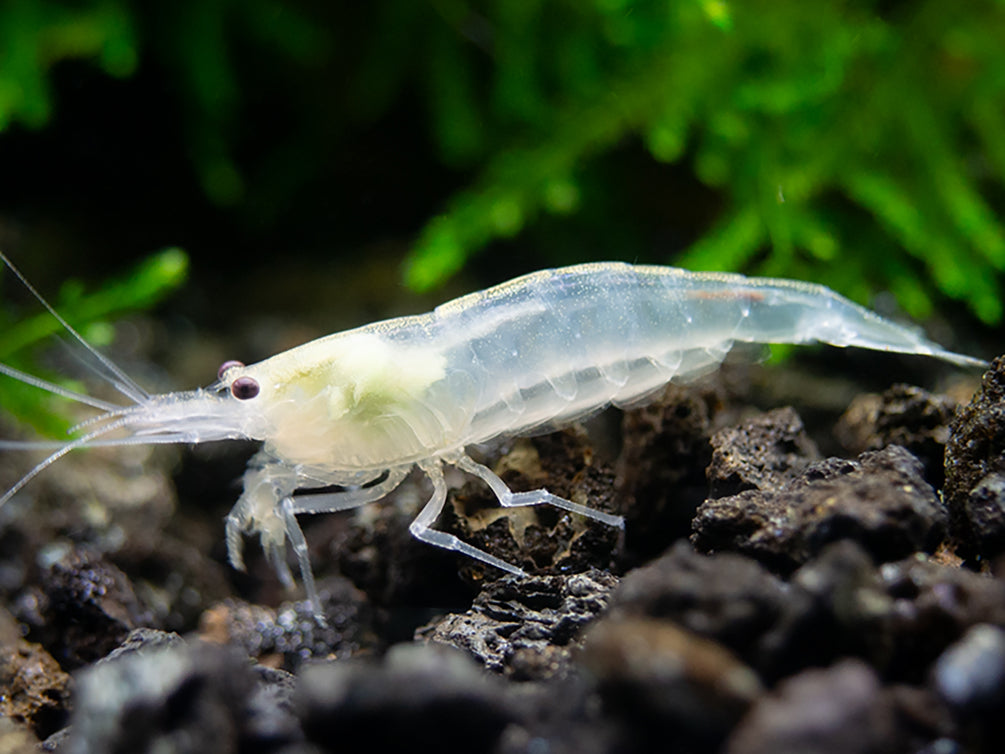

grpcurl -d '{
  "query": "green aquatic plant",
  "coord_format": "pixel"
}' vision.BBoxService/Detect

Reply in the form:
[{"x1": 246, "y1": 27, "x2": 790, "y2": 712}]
[
  {"x1": 0, "y1": 0, "x2": 137, "y2": 130},
  {"x1": 0, "y1": 0, "x2": 327, "y2": 206},
  {"x1": 2, "y1": 0, "x2": 1003, "y2": 324},
  {"x1": 0, "y1": 248, "x2": 188, "y2": 435},
  {"x1": 401, "y1": 0, "x2": 1005, "y2": 324}
]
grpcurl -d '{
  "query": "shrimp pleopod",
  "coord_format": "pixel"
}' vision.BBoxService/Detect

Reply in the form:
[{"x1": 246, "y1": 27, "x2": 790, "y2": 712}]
[{"x1": 0, "y1": 258, "x2": 984, "y2": 618}]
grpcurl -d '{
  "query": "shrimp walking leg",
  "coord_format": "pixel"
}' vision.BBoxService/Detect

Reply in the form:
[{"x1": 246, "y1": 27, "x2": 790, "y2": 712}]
[
  {"x1": 453, "y1": 454, "x2": 625, "y2": 528},
  {"x1": 278, "y1": 495, "x2": 323, "y2": 616},
  {"x1": 225, "y1": 457, "x2": 413, "y2": 617},
  {"x1": 231, "y1": 485, "x2": 329, "y2": 618},
  {"x1": 263, "y1": 519, "x2": 297, "y2": 590},
  {"x1": 410, "y1": 460, "x2": 528, "y2": 576},
  {"x1": 285, "y1": 465, "x2": 410, "y2": 515}
]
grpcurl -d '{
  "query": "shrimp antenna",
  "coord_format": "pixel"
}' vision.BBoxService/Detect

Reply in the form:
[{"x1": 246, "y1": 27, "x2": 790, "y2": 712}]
[
  {"x1": 0, "y1": 362, "x2": 123, "y2": 412},
  {"x1": 0, "y1": 251, "x2": 150, "y2": 404},
  {"x1": 0, "y1": 414, "x2": 135, "y2": 508}
]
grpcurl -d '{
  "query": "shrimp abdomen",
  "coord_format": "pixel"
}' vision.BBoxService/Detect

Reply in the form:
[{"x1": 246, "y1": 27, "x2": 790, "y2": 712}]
[{"x1": 430, "y1": 263, "x2": 978, "y2": 445}]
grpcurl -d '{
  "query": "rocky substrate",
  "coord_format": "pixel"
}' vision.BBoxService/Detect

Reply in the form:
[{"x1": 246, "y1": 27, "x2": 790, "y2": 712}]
[{"x1": 2, "y1": 356, "x2": 1004, "y2": 753}]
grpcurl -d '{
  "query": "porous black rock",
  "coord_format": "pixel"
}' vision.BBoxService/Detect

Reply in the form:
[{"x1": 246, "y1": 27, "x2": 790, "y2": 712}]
[
  {"x1": 931, "y1": 624, "x2": 1005, "y2": 753},
  {"x1": 606, "y1": 538, "x2": 1005, "y2": 686},
  {"x1": 579, "y1": 615, "x2": 762, "y2": 747},
  {"x1": 836, "y1": 384, "x2": 958, "y2": 488},
  {"x1": 933, "y1": 624, "x2": 1005, "y2": 712},
  {"x1": 706, "y1": 406, "x2": 820, "y2": 498},
  {"x1": 66, "y1": 638, "x2": 300, "y2": 754},
  {"x1": 198, "y1": 575, "x2": 373, "y2": 670},
  {"x1": 417, "y1": 569, "x2": 617, "y2": 679},
  {"x1": 606, "y1": 541, "x2": 801, "y2": 680},
  {"x1": 945, "y1": 355, "x2": 1005, "y2": 558},
  {"x1": 296, "y1": 643, "x2": 517, "y2": 754},
  {"x1": 99, "y1": 627, "x2": 185, "y2": 662},
  {"x1": 962, "y1": 473, "x2": 1005, "y2": 559},
  {"x1": 693, "y1": 445, "x2": 947, "y2": 572},
  {"x1": 25, "y1": 548, "x2": 153, "y2": 670},
  {"x1": 724, "y1": 660, "x2": 897, "y2": 754},
  {"x1": 448, "y1": 429, "x2": 623, "y2": 579},
  {"x1": 0, "y1": 608, "x2": 72, "y2": 740},
  {"x1": 616, "y1": 383, "x2": 726, "y2": 562}
]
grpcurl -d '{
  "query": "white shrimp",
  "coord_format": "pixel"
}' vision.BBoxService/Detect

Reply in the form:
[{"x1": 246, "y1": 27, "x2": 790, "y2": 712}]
[{"x1": 0, "y1": 257, "x2": 984, "y2": 618}]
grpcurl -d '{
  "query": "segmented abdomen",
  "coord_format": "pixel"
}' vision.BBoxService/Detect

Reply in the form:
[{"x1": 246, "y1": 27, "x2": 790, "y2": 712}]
[{"x1": 403, "y1": 262, "x2": 969, "y2": 447}]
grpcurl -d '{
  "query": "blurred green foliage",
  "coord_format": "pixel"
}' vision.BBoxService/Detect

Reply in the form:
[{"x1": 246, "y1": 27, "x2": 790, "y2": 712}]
[
  {"x1": 1, "y1": 0, "x2": 1004, "y2": 324},
  {"x1": 0, "y1": 0, "x2": 137, "y2": 129},
  {"x1": 396, "y1": 0, "x2": 1005, "y2": 323},
  {"x1": 0, "y1": 248, "x2": 188, "y2": 435}
]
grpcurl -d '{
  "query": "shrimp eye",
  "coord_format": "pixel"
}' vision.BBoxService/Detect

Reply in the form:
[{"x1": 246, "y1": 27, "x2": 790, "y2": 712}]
[
  {"x1": 231, "y1": 376, "x2": 260, "y2": 400},
  {"x1": 218, "y1": 360, "x2": 245, "y2": 381}
]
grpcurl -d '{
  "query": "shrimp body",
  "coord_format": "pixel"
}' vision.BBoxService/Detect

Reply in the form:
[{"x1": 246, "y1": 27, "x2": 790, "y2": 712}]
[
  {"x1": 0, "y1": 259, "x2": 983, "y2": 618},
  {"x1": 228, "y1": 262, "x2": 978, "y2": 467}
]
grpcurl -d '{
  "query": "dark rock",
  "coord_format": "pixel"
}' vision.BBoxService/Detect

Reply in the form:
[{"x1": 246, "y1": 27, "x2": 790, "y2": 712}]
[
  {"x1": 579, "y1": 616, "x2": 761, "y2": 745},
  {"x1": 609, "y1": 541, "x2": 885, "y2": 683},
  {"x1": 28, "y1": 547, "x2": 153, "y2": 670},
  {"x1": 296, "y1": 643, "x2": 517, "y2": 754},
  {"x1": 885, "y1": 684, "x2": 956, "y2": 753},
  {"x1": 615, "y1": 383, "x2": 724, "y2": 563},
  {"x1": 447, "y1": 429, "x2": 623, "y2": 579},
  {"x1": 495, "y1": 676, "x2": 620, "y2": 754},
  {"x1": 945, "y1": 356, "x2": 1005, "y2": 557},
  {"x1": 931, "y1": 624, "x2": 1005, "y2": 754},
  {"x1": 247, "y1": 664, "x2": 301, "y2": 750},
  {"x1": 724, "y1": 660, "x2": 897, "y2": 754},
  {"x1": 66, "y1": 639, "x2": 300, "y2": 754},
  {"x1": 783, "y1": 542, "x2": 1005, "y2": 683},
  {"x1": 0, "y1": 717, "x2": 39, "y2": 753},
  {"x1": 417, "y1": 569, "x2": 617, "y2": 679},
  {"x1": 100, "y1": 627, "x2": 185, "y2": 663},
  {"x1": 962, "y1": 474, "x2": 1005, "y2": 558},
  {"x1": 39, "y1": 727, "x2": 70, "y2": 753},
  {"x1": 336, "y1": 445, "x2": 617, "y2": 610},
  {"x1": 0, "y1": 609, "x2": 71, "y2": 740},
  {"x1": 335, "y1": 474, "x2": 468, "y2": 607},
  {"x1": 693, "y1": 445, "x2": 947, "y2": 572},
  {"x1": 836, "y1": 384, "x2": 958, "y2": 488},
  {"x1": 111, "y1": 522, "x2": 235, "y2": 633},
  {"x1": 707, "y1": 406, "x2": 820, "y2": 498},
  {"x1": 197, "y1": 576, "x2": 372, "y2": 669},
  {"x1": 877, "y1": 556, "x2": 1005, "y2": 682},
  {"x1": 933, "y1": 624, "x2": 1005, "y2": 712},
  {"x1": 776, "y1": 541, "x2": 895, "y2": 676},
  {"x1": 608, "y1": 542, "x2": 799, "y2": 679},
  {"x1": 610, "y1": 538, "x2": 1005, "y2": 686},
  {"x1": 0, "y1": 441, "x2": 224, "y2": 634}
]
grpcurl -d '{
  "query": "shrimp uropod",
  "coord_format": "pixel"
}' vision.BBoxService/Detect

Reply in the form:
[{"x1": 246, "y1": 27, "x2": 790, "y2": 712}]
[{"x1": 0, "y1": 257, "x2": 985, "y2": 618}]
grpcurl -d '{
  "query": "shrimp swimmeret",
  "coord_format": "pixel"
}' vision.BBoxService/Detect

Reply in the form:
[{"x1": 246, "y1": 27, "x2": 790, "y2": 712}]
[{"x1": 0, "y1": 256, "x2": 985, "y2": 617}]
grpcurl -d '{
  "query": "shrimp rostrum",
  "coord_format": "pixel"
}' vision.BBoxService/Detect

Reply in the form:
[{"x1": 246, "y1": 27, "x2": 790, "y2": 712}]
[{"x1": 0, "y1": 258, "x2": 984, "y2": 617}]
